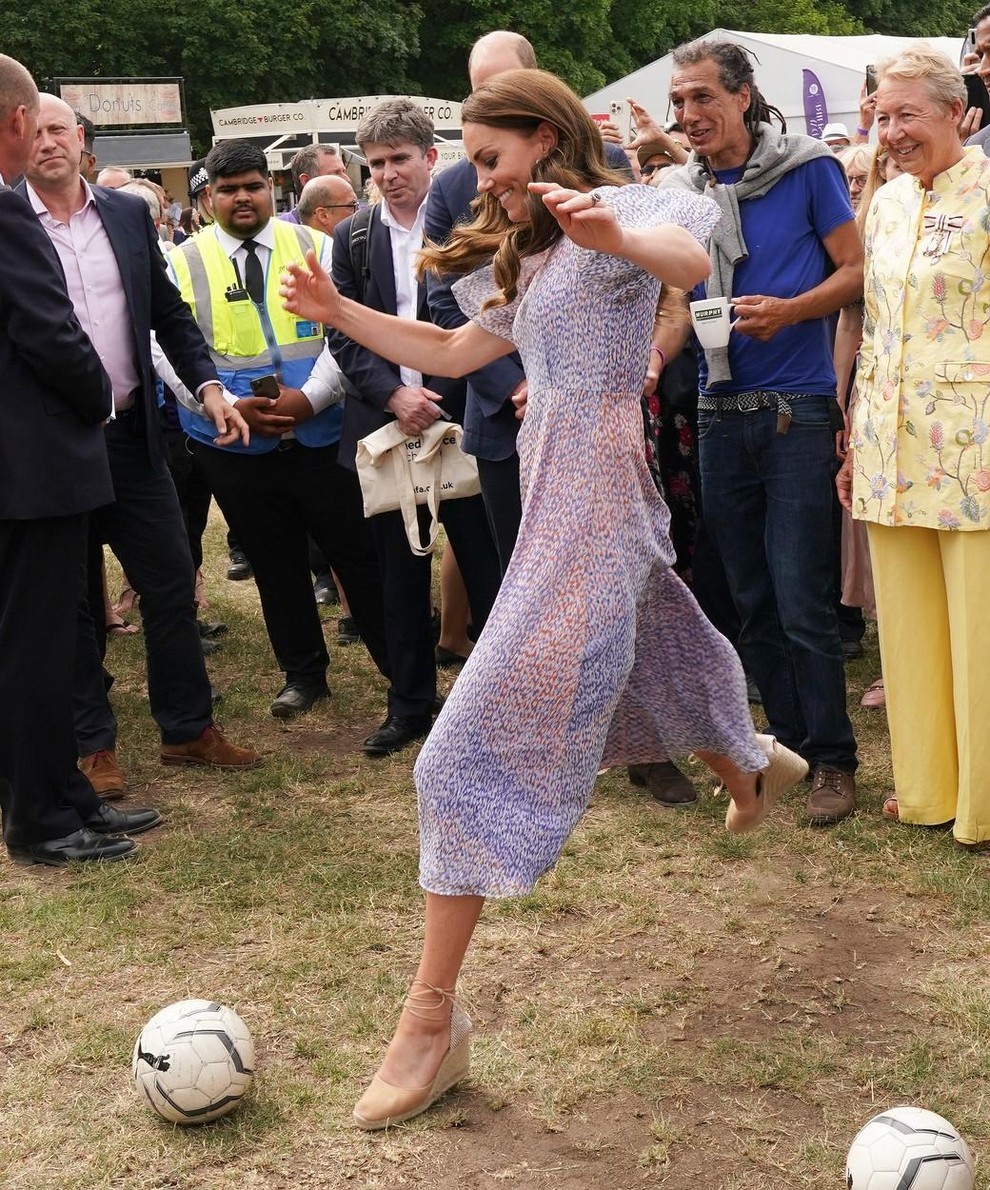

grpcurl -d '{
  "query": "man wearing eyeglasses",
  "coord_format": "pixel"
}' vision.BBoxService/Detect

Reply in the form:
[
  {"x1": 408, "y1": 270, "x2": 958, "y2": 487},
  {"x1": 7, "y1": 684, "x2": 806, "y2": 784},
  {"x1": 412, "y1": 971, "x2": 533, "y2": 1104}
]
[
  {"x1": 297, "y1": 173, "x2": 360, "y2": 237},
  {"x1": 280, "y1": 144, "x2": 350, "y2": 224}
]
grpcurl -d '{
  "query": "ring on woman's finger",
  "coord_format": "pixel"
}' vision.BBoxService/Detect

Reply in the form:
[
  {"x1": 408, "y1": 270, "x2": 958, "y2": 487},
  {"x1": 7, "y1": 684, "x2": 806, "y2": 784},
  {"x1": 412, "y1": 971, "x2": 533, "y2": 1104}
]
[{"x1": 589, "y1": 193, "x2": 601, "y2": 205}]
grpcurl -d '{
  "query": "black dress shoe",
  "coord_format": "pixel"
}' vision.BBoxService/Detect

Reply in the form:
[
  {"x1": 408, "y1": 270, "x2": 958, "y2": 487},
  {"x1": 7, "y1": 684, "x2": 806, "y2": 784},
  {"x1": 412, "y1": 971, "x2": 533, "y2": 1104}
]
[
  {"x1": 313, "y1": 572, "x2": 339, "y2": 606},
  {"x1": 841, "y1": 638, "x2": 865, "y2": 660},
  {"x1": 198, "y1": 620, "x2": 228, "y2": 639},
  {"x1": 270, "y1": 681, "x2": 330, "y2": 719},
  {"x1": 336, "y1": 615, "x2": 361, "y2": 646},
  {"x1": 84, "y1": 802, "x2": 163, "y2": 836},
  {"x1": 201, "y1": 637, "x2": 222, "y2": 656},
  {"x1": 363, "y1": 714, "x2": 432, "y2": 757},
  {"x1": 226, "y1": 549, "x2": 253, "y2": 581},
  {"x1": 7, "y1": 828, "x2": 138, "y2": 867}
]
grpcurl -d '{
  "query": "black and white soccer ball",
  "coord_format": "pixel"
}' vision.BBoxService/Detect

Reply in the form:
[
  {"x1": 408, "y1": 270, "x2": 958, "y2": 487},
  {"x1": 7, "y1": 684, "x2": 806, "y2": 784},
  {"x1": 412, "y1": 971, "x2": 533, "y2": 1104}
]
[
  {"x1": 132, "y1": 999, "x2": 255, "y2": 1125},
  {"x1": 846, "y1": 1105, "x2": 974, "y2": 1189}
]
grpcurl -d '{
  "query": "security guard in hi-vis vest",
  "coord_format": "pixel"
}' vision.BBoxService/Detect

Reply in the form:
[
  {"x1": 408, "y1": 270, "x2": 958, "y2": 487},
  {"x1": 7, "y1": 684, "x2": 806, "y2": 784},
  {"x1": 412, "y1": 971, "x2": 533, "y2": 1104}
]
[{"x1": 166, "y1": 139, "x2": 391, "y2": 724}]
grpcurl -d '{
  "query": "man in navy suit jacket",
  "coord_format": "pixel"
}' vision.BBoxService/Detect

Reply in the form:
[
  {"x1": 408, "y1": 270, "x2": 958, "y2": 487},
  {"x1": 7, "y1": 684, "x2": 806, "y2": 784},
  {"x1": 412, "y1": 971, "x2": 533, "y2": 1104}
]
[
  {"x1": 329, "y1": 99, "x2": 500, "y2": 757},
  {"x1": 21, "y1": 93, "x2": 261, "y2": 795},
  {"x1": 426, "y1": 31, "x2": 633, "y2": 573},
  {"x1": 0, "y1": 57, "x2": 164, "y2": 865}
]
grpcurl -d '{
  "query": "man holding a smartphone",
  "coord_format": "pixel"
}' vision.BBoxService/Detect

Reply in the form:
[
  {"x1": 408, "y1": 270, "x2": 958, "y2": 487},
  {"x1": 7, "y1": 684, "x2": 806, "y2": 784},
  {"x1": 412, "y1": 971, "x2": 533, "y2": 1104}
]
[
  {"x1": 963, "y1": 7, "x2": 990, "y2": 150},
  {"x1": 166, "y1": 140, "x2": 392, "y2": 722}
]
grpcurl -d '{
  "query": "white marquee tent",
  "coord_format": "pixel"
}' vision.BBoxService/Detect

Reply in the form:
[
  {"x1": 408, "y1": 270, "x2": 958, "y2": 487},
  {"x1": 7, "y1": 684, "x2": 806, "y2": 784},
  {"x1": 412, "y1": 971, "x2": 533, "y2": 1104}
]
[{"x1": 584, "y1": 30, "x2": 966, "y2": 141}]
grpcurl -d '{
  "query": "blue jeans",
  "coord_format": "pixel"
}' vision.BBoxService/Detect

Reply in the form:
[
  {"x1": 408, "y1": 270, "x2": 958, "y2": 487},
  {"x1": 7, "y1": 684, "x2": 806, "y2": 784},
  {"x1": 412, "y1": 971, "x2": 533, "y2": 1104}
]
[{"x1": 698, "y1": 397, "x2": 857, "y2": 771}]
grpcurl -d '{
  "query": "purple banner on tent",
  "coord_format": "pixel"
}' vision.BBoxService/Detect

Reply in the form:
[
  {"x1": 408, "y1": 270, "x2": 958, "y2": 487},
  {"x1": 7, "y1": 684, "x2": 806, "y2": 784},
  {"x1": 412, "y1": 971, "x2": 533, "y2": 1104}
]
[{"x1": 802, "y1": 69, "x2": 829, "y2": 137}]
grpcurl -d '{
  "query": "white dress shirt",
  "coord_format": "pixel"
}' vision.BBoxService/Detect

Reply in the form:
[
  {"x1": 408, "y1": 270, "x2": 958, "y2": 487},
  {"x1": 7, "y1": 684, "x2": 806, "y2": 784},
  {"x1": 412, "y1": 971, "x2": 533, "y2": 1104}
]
[
  {"x1": 158, "y1": 220, "x2": 343, "y2": 428},
  {"x1": 213, "y1": 220, "x2": 277, "y2": 291},
  {"x1": 379, "y1": 190, "x2": 431, "y2": 388}
]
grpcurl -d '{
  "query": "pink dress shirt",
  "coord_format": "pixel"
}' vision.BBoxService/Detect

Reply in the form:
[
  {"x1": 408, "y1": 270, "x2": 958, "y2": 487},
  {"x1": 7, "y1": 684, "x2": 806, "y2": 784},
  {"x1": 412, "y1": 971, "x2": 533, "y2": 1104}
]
[{"x1": 27, "y1": 179, "x2": 141, "y2": 412}]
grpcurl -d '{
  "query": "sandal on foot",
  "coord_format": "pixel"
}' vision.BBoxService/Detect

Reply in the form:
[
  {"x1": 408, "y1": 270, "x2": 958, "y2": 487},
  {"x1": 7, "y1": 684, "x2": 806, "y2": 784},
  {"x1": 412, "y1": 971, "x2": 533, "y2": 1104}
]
[
  {"x1": 860, "y1": 678, "x2": 885, "y2": 709},
  {"x1": 883, "y1": 798, "x2": 953, "y2": 831},
  {"x1": 725, "y1": 735, "x2": 809, "y2": 834},
  {"x1": 106, "y1": 617, "x2": 139, "y2": 638}
]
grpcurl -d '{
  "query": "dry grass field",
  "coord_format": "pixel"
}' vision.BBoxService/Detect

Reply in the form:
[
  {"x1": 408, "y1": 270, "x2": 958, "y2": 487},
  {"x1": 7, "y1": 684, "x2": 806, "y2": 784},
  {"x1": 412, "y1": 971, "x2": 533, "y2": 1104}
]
[{"x1": 2, "y1": 516, "x2": 989, "y2": 1190}]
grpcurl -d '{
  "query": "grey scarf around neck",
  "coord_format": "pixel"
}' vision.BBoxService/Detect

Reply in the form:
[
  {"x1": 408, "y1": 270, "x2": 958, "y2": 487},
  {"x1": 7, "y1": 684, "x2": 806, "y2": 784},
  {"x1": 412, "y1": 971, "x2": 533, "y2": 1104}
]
[{"x1": 660, "y1": 124, "x2": 843, "y2": 384}]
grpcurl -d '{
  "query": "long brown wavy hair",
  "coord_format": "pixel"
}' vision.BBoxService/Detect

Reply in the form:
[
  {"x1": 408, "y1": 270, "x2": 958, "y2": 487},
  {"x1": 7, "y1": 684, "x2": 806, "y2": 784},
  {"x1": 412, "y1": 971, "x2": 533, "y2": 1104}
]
[{"x1": 418, "y1": 69, "x2": 628, "y2": 307}]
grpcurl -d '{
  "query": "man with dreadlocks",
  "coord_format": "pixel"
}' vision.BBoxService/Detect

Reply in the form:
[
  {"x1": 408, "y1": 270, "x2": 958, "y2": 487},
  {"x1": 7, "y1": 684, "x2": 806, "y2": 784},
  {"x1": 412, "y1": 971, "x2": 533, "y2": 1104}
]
[{"x1": 659, "y1": 39, "x2": 863, "y2": 828}]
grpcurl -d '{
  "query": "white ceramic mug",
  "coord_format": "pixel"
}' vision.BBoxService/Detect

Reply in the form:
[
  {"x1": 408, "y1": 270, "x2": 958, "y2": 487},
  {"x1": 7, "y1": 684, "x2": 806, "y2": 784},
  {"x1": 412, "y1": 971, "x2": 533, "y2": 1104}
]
[{"x1": 690, "y1": 297, "x2": 736, "y2": 349}]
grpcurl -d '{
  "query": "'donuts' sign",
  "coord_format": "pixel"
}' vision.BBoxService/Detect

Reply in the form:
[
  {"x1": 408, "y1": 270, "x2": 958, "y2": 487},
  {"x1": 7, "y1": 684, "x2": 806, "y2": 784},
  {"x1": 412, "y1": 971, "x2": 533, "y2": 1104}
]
[{"x1": 58, "y1": 79, "x2": 183, "y2": 127}]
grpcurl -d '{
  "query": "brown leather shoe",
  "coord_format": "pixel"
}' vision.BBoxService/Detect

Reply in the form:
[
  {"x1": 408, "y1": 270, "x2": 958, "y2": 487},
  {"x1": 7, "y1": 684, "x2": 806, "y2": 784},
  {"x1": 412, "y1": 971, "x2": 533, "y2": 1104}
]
[
  {"x1": 79, "y1": 748, "x2": 127, "y2": 799},
  {"x1": 161, "y1": 723, "x2": 262, "y2": 770},
  {"x1": 806, "y1": 767, "x2": 856, "y2": 827}
]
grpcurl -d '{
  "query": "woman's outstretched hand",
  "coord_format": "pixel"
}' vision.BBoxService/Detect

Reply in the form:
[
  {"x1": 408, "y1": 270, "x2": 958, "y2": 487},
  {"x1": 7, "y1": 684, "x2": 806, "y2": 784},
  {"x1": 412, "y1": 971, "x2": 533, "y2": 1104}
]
[
  {"x1": 280, "y1": 249, "x2": 342, "y2": 326},
  {"x1": 530, "y1": 182, "x2": 623, "y2": 255}
]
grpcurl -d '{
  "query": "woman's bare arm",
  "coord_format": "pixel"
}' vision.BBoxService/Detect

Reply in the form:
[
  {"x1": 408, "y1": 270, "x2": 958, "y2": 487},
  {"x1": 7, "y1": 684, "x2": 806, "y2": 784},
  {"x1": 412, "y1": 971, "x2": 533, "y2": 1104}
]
[
  {"x1": 280, "y1": 249, "x2": 514, "y2": 379},
  {"x1": 532, "y1": 183, "x2": 711, "y2": 291}
]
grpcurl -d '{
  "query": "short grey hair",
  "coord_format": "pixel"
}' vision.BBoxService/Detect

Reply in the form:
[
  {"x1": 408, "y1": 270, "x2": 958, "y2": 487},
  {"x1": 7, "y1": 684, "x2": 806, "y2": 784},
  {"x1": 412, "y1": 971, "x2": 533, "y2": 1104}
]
[
  {"x1": 290, "y1": 143, "x2": 340, "y2": 192},
  {"x1": 876, "y1": 42, "x2": 967, "y2": 110},
  {"x1": 96, "y1": 165, "x2": 132, "y2": 187},
  {"x1": 836, "y1": 144, "x2": 871, "y2": 175},
  {"x1": 356, "y1": 99, "x2": 434, "y2": 154},
  {"x1": 0, "y1": 54, "x2": 38, "y2": 121},
  {"x1": 120, "y1": 180, "x2": 162, "y2": 221}
]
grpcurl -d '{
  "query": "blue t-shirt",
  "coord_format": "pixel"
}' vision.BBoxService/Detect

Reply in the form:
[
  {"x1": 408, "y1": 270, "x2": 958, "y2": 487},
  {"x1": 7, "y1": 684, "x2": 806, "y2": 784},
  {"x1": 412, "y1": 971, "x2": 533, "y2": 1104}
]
[{"x1": 695, "y1": 156, "x2": 854, "y2": 396}]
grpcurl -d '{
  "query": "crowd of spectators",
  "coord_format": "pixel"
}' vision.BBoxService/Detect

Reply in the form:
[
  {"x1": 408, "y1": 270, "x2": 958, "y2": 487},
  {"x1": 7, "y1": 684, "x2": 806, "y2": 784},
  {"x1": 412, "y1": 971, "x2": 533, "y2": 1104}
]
[{"x1": 3, "y1": 19, "x2": 989, "y2": 869}]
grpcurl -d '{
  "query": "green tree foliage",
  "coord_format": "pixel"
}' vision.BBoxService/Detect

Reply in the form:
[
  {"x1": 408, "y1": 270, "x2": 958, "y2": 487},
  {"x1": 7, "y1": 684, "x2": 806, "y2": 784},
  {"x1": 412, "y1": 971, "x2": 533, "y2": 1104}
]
[
  {"x1": 841, "y1": 0, "x2": 970, "y2": 38},
  {"x1": 6, "y1": 0, "x2": 423, "y2": 150},
  {"x1": 1, "y1": 0, "x2": 969, "y2": 153}
]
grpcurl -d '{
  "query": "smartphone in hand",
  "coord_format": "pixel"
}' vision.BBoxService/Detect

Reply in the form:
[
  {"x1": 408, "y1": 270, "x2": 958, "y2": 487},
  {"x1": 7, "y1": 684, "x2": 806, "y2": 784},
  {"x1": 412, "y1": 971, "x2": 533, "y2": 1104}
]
[
  {"x1": 608, "y1": 99, "x2": 633, "y2": 143},
  {"x1": 964, "y1": 71, "x2": 990, "y2": 130},
  {"x1": 250, "y1": 374, "x2": 280, "y2": 400}
]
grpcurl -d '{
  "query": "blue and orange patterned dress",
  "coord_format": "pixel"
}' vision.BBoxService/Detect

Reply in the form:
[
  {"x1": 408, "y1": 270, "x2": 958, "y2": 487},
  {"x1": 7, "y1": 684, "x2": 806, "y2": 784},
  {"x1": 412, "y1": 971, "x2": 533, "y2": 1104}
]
[{"x1": 414, "y1": 184, "x2": 766, "y2": 898}]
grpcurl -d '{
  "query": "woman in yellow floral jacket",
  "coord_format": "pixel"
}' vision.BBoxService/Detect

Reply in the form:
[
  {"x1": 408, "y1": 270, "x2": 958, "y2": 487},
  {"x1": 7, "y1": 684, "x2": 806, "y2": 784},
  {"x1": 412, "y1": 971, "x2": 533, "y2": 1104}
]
[{"x1": 837, "y1": 43, "x2": 990, "y2": 848}]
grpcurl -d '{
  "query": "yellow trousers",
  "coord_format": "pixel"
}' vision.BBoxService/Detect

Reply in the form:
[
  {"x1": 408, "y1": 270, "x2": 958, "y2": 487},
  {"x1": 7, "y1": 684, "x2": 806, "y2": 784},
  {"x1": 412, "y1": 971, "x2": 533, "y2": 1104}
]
[{"x1": 868, "y1": 522, "x2": 990, "y2": 843}]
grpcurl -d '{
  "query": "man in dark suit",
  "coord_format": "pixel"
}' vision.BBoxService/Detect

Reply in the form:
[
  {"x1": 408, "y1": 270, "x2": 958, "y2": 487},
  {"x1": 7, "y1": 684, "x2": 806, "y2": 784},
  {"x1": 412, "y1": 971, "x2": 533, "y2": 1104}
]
[
  {"x1": 425, "y1": 191, "x2": 522, "y2": 572},
  {"x1": 426, "y1": 31, "x2": 634, "y2": 573},
  {"x1": 22, "y1": 93, "x2": 261, "y2": 796},
  {"x1": 0, "y1": 57, "x2": 163, "y2": 865},
  {"x1": 329, "y1": 99, "x2": 501, "y2": 756}
]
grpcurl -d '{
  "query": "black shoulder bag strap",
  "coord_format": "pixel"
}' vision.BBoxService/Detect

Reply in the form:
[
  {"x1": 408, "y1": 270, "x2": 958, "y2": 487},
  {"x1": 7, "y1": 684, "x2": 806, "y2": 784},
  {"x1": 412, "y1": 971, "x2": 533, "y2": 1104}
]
[{"x1": 347, "y1": 205, "x2": 374, "y2": 304}]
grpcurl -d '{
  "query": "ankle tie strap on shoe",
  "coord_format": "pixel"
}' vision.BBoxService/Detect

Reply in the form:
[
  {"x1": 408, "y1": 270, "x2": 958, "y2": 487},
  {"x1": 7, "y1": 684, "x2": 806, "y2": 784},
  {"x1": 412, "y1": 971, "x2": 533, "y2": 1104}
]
[
  {"x1": 353, "y1": 983, "x2": 473, "y2": 1130},
  {"x1": 404, "y1": 979, "x2": 457, "y2": 1020}
]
